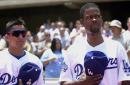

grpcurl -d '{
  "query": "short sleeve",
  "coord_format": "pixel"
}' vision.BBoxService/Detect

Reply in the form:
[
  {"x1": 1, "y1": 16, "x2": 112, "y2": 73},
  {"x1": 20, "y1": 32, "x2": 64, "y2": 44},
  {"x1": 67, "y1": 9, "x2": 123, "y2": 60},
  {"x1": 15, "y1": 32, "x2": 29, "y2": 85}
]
[
  {"x1": 117, "y1": 43, "x2": 130, "y2": 83},
  {"x1": 40, "y1": 49, "x2": 53, "y2": 62},
  {"x1": 59, "y1": 49, "x2": 73, "y2": 83}
]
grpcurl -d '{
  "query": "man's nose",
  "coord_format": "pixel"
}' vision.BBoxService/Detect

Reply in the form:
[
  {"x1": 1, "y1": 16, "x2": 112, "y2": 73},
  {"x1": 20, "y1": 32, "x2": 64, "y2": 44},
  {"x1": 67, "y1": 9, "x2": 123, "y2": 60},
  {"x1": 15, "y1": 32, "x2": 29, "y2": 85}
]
[
  {"x1": 92, "y1": 18, "x2": 96, "y2": 21},
  {"x1": 19, "y1": 34, "x2": 24, "y2": 38}
]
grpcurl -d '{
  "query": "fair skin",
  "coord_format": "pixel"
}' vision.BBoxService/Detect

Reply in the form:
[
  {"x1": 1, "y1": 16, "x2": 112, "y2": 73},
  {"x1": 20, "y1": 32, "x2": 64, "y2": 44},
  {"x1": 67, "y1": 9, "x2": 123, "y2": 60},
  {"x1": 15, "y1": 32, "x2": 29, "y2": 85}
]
[
  {"x1": 6, "y1": 24, "x2": 33, "y2": 85},
  {"x1": 126, "y1": 17, "x2": 130, "y2": 60},
  {"x1": 43, "y1": 39, "x2": 61, "y2": 65},
  {"x1": 110, "y1": 26, "x2": 122, "y2": 39},
  {"x1": 127, "y1": 17, "x2": 130, "y2": 31},
  {"x1": 6, "y1": 25, "x2": 27, "y2": 56}
]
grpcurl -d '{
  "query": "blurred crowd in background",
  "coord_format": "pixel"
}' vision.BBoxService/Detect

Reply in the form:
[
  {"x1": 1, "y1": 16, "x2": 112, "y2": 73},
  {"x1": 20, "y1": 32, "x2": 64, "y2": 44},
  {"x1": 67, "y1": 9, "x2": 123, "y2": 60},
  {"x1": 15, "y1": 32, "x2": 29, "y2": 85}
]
[{"x1": 0, "y1": 17, "x2": 130, "y2": 81}]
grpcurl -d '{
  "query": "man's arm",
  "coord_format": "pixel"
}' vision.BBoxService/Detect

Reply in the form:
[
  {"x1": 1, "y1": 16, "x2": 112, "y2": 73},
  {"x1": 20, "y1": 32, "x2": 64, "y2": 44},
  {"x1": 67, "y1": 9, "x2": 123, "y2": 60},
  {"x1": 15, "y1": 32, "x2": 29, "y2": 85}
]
[{"x1": 60, "y1": 74, "x2": 102, "y2": 85}]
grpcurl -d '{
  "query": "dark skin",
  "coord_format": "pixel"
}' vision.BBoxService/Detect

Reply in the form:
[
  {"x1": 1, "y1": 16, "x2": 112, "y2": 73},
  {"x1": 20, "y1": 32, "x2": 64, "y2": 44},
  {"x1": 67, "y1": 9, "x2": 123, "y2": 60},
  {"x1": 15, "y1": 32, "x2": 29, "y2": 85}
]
[
  {"x1": 60, "y1": 7, "x2": 103, "y2": 85},
  {"x1": 61, "y1": 6, "x2": 130, "y2": 85},
  {"x1": 19, "y1": 79, "x2": 31, "y2": 85},
  {"x1": 60, "y1": 74, "x2": 102, "y2": 85},
  {"x1": 81, "y1": 7, "x2": 130, "y2": 85},
  {"x1": 81, "y1": 8, "x2": 104, "y2": 47}
]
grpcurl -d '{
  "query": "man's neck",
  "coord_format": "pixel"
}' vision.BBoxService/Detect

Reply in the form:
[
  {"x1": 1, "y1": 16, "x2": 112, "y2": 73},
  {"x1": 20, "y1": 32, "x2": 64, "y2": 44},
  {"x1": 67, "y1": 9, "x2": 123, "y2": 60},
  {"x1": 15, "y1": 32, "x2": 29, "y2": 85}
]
[
  {"x1": 8, "y1": 47, "x2": 24, "y2": 57},
  {"x1": 87, "y1": 33, "x2": 104, "y2": 47}
]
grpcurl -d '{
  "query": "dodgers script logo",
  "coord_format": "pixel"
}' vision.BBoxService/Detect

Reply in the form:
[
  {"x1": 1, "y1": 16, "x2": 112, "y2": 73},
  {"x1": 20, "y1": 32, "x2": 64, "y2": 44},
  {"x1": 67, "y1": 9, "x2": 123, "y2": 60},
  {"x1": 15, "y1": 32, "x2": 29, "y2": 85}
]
[
  {"x1": 74, "y1": 64, "x2": 83, "y2": 80},
  {"x1": 0, "y1": 73, "x2": 17, "y2": 84},
  {"x1": 107, "y1": 58, "x2": 118, "y2": 69}
]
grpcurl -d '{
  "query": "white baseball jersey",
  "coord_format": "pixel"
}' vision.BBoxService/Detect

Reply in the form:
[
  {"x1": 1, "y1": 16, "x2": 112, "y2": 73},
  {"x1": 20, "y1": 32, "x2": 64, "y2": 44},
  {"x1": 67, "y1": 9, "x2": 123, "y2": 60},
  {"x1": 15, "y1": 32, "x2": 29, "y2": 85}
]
[
  {"x1": 59, "y1": 38, "x2": 130, "y2": 85},
  {"x1": 0, "y1": 49, "x2": 44, "y2": 85}
]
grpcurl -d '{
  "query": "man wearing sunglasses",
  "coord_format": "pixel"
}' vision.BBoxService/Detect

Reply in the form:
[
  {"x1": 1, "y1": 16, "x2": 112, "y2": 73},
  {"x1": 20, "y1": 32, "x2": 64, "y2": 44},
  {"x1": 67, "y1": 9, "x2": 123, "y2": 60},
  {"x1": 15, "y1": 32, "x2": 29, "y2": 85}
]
[{"x1": 0, "y1": 18, "x2": 44, "y2": 85}]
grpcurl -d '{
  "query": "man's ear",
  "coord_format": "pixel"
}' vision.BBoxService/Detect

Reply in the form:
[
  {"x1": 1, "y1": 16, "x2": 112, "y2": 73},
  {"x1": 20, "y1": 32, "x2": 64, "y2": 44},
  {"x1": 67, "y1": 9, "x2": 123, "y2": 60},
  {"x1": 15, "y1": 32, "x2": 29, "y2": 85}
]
[{"x1": 4, "y1": 34, "x2": 9, "y2": 42}]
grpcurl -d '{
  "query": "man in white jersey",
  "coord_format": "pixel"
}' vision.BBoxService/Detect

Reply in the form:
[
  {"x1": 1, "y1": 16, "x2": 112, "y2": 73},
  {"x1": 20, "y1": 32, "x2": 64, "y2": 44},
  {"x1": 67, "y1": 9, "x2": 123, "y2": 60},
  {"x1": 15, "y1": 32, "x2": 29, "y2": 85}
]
[
  {"x1": 59, "y1": 3, "x2": 130, "y2": 85},
  {"x1": 0, "y1": 18, "x2": 44, "y2": 85}
]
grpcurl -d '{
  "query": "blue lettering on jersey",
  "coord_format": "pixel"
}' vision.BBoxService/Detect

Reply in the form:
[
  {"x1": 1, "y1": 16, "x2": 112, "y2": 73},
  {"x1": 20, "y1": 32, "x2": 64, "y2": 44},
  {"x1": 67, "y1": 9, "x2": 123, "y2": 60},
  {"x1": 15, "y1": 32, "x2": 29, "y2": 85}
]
[
  {"x1": 74, "y1": 64, "x2": 83, "y2": 80},
  {"x1": 122, "y1": 60, "x2": 130, "y2": 73},
  {"x1": 107, "y1": 58, "x2": 118, "y2": 69},
  {"x1": 0, "y1": 73, "x2": 17, "y2": 84},
  {"x1": 62, "y1": 62, "x2": 68, "y2": 72},
  {"x1": 109, "y1": 58, "x2": 117, "y2": 65}
]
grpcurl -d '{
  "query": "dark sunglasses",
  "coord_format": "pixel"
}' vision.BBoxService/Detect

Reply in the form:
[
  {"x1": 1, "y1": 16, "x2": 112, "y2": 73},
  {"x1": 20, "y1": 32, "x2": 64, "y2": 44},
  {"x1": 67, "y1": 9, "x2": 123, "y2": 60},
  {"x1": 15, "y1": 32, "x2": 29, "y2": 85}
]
[{"x1": 8, "y1": 30, "x2": 27, "y2": 38}]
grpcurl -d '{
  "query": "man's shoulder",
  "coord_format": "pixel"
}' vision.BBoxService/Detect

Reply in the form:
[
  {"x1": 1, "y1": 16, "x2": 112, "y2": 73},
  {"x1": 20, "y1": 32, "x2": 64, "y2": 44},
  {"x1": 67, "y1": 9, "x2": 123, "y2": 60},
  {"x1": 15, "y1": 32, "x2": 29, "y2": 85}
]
[
  {"x1": 24, "y1": 51, "x2": 42, "y2": 63},
  {"x1": 25, "y1": 51, "x2": 39, "y2": 59},
  {"x1": 0, "y1": 48, "x2": 9, "y2": 55},
  {"x1": 20, "y1": 51, "x2": 43, "y2": 69},
  {"x1": 104, "y1": 38, "x2": 124, "y2": 49}
]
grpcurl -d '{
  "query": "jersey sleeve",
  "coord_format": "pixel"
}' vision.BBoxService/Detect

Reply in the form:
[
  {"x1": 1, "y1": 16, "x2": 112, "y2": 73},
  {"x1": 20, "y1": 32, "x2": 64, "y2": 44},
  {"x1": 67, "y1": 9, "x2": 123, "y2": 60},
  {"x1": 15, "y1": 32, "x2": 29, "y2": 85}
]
[
  {"x1": 59, "y1": 47, "x2": 73, "y2": 83},
  {"x1": 40, "y1": 49, "x2": 54, "y2": 62},
  {"x1": 117, "y1": 42, "x2": 130, "y2": 83}
]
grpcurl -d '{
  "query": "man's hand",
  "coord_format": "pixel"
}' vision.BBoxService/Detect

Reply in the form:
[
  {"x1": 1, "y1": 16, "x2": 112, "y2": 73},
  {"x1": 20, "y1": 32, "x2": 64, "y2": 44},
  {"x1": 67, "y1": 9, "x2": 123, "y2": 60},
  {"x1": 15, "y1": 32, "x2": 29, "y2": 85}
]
[
  {"x1": 122, "y1": 81, "x2": 130, "y2": 85},
  {"x1": 83, "y1": 74, "x2": 103, "y2": 85},
  {"x1": 60, "y1": 74, "x2": 103, "y2": 85},
  {"x1": 19, "y1": 79, "x2": 32, "y2": 85},
  {"x1": 19, "y1": 79, "x2": 23, "y2": 85}
]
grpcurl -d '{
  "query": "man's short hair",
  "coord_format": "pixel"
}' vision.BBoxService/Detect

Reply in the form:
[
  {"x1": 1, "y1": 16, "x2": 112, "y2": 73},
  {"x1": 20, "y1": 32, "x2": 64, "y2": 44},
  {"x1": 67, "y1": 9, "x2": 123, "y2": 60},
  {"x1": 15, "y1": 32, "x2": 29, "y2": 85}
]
[
  {"x1": 6, "y1": 18, "x2": 26, "y2": 33},
  {"x1": 80, "y1": 3, "x2": 100, "y2": 18}
]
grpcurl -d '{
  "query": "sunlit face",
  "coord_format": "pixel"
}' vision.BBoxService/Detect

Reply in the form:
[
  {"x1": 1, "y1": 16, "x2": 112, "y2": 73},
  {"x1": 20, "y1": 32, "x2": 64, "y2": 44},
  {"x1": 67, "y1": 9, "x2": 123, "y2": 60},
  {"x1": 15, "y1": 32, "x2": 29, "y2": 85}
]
[
  {"x1": 82, "y1": 8, "x2": 103, "y2": 34},
  {"x1": 6, "y1": 25, "x2": 27, "y2": 49},
  {"x1": 110, "y1": 26, "x2": 122, "y2": 37}
]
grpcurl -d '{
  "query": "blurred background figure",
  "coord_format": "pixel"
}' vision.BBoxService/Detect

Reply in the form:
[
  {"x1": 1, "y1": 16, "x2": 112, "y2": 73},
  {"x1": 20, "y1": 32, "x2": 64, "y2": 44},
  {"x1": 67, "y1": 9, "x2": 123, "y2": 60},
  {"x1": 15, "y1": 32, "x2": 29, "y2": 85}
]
[
  {"x1": 69, "y1": 20, "x2": 83, "y2": 44},
  {"x1": 102, "y1": 21, "x2": 112, "y2": 38},
  {"x1": 40, "y1": 38, "x2": 66, "y2": 78},
  {"x1": 73, "y1": 27, "x2": 87, "y2": 45},
  {"x1": 37, "y1": 25, "x2": 45, "y2": 42},
  {"x1": 42, "y1": 29, "x2": 52, "y2": 50},
  {"x1": 110, "y1": 20, "x2": 125, "y2": 47},
  {"x1": 123, "y1": 17, "x2": 130, "y2": 61},
  {"x1": 24, "y1": 30, "x2": 33, "y2": 53},
  {"x1": 58, "y1": 27, "x2": 70, "y2": 50},
  {"x1": 31, "y1": 34, "x2": 46, "y2": 58},
  {"x1": 0, "y1": 35, "x2": 7, "y2": 51}
]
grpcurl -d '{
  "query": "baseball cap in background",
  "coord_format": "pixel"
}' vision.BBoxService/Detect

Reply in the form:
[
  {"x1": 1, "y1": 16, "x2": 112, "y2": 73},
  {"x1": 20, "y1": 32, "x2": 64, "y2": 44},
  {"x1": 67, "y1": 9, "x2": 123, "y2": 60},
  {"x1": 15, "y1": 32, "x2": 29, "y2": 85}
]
[
  {"x1": 110, "y1": 20, "x2": 122, "y2": 29},
  {"x1": 6, "y1": 18, "x2": 26, "y2": 33},
  {"x1": 84, "y1": 51, "x2": 108, "y2": 76},
  {"x1": 16, "y1": 62, "x2": 41, "y2": 85}
]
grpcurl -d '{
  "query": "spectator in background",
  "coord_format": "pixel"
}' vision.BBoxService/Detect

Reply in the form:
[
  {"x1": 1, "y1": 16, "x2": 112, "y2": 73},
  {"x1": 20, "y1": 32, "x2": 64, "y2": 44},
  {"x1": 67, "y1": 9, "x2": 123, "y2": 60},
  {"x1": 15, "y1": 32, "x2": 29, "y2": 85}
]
[
  {"x1": 49, "y1": 22, "x2": 57, "y2": 40},
  {"x1": 73, "y1": 27, "x2": 87, "y2": 45},
  {"x1": 31, "y1": 34, "x2": 45, "y2": 58},
  {"x1": 0, "y1": 35, "x2": 7, "y2": 51},
  {"x1": 59, "y1": 27, "x2": 70, "y2": 50},
  {"x1": 102, "y1": 21, "x2": 112, "y2": 38},
  {"x1": 42, "y1": 29, "x2": 52, "y2": 50},
  {"x1": 37, "y1": 25, "x2": 45, "y2": 42},
  {"x1": 40, "y1": 38, "x2": 66, "y2": 78},
  {"x1": 24, "y1": 30, "x2": 33, "y2": 53},
  {"x1": 69, "y1": 20, "x2": 83, "y2": 44},
  {"x1": 68, "y1": 21, "x2": 74, "y2": 33},
  {"x1": 123, "y1": 17, "x2": 130, "y2": 61},
  {"x1": 110, "y1": 20, "x2": 125, "y2": 47}
]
